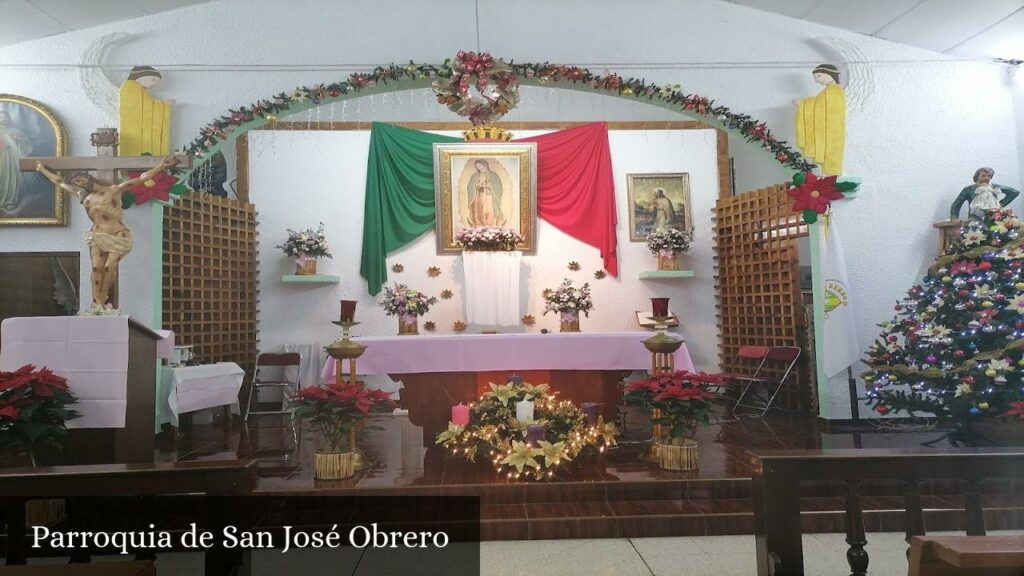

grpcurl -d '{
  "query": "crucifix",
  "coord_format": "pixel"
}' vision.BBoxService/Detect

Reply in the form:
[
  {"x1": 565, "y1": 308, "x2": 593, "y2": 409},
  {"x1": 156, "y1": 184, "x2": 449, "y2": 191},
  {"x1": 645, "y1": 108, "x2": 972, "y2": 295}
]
[{"x1": 18, "y1": 128, "x2": 192, "y2": 310}]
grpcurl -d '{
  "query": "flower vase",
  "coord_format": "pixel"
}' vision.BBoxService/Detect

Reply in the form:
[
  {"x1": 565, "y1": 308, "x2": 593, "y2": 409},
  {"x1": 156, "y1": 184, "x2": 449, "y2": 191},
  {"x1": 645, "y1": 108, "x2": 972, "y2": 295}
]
[
  {"x1": 314, "y1": 450, "x2": 356, "y2": 480},
  {"x1": 658, "y1": 438, "x2": 698, "y2": 471},
  {"x1": 398, "y1": 318, "x2": 419, "y2": 336},
  {"x1": 657, "y1": 251, "x2": 680, "y2": 271},
  {"x1": 560, "y1": 311, "x2": 580, "y2": 333},
  {"x1": 295, "y1": 256, "x2": 318, "y2": 275}
]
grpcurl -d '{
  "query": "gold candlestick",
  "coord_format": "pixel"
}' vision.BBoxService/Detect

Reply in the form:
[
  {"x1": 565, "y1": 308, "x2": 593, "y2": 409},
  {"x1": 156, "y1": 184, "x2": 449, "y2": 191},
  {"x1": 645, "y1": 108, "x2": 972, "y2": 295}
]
[
  {"x1": 641, "y1": 316, "x2": 683, "y2": 462},
  {"x1": 324, "y1": 320, "x2": 368, "y2": 470}
]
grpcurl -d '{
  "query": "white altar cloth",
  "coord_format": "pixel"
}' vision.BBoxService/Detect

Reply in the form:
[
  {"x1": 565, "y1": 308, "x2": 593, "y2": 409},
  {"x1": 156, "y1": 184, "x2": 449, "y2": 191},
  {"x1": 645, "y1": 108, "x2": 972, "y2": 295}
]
[
  {"x1": 0, "y1": 316, "x2": 132, "y2": 428},
  {"x1": 462, "y1": 251, "x2": 522, "y2": 325},
  {"x1": 159, "y1": 362, "x2": 244, "y2": 426},
  {"x1": 321, "y1": 331, "x2": 693, "y2": 381}
]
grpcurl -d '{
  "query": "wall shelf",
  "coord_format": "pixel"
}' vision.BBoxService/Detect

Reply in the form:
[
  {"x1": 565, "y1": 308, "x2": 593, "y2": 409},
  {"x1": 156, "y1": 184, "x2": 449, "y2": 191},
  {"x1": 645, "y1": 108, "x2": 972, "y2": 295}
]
[
  {"x1": 639, "y1": 270, "x2": 695, "y2": 280},
  {"x1": 281, "y1": 274, "x2": 340, "y2": 283}
]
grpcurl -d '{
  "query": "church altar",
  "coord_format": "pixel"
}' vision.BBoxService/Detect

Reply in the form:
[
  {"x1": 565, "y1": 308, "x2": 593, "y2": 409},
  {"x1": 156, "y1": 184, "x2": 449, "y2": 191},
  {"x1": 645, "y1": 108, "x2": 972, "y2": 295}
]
[
  {"x1": 320, "y1": 331, "x2": 693, "y2": 378},
  {"x1": 320, "y1": 331, "x2": 693, "y2": 444}
]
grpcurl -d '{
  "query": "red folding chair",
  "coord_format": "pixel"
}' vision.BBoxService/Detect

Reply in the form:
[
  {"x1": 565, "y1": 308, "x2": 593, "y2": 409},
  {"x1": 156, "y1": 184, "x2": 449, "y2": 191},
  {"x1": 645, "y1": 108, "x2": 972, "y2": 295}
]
[
  {"x1": 245, "y1": 352, "x2": 302, "y2": 422},
  {"x1": 731, "y1": 346, "x2": 801, "y2": 417},
  {"x1": 717, "y1": 345, "x2": 770, "y2": 394}
]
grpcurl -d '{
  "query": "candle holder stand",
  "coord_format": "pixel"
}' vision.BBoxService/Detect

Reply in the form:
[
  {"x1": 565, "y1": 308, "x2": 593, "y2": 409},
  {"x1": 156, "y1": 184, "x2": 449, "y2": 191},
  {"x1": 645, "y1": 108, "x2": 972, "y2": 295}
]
[
  {"x1": 640, "y1": 315, "x2": 683, "y2": 463},
  {"x1": 325, "y1": 321, "x2": 369, "y2": 471}
]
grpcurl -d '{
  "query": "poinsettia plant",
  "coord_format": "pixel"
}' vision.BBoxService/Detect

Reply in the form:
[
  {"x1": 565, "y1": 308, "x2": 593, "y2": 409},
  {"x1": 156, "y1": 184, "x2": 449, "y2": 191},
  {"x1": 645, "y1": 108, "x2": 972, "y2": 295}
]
[
  {"x1": 0, "y1": 365, "x2": 79, "y2": 465},
  {"x1": 786, "y1": 171, "x2": 859, "y2": 224},
  {"x1": 288, "y1": 381, "x2": 395, "y2": 453},
  {"x1": 623, "y1": 371, "x2": 722, "y2": 442}
]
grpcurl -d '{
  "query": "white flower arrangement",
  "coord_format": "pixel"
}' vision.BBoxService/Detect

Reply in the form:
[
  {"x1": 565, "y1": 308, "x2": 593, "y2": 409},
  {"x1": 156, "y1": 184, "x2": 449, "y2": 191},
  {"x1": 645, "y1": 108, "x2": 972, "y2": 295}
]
[
  {"x1": 455, "y1": 226, "x2": 525, "y2": 251},
  {"x1": 645, "y1": 227, "x2": 692, "y2": 257},
  {"x1": 277, "y1": 223, "x2": 332, "y2": 258}
]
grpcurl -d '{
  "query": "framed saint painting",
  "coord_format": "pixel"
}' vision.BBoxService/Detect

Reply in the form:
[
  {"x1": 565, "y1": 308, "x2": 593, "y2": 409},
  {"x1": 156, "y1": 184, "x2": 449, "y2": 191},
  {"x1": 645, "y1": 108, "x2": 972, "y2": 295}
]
[
  {"x1": 0, "y1": 95, "x2": 67, "y2": 226},
  {"x1": 626, "y1": 172, "x2": 692, "y2": 241},
  {"x1": 433, "y1": 143, "x2": 538, "y2": 254}
]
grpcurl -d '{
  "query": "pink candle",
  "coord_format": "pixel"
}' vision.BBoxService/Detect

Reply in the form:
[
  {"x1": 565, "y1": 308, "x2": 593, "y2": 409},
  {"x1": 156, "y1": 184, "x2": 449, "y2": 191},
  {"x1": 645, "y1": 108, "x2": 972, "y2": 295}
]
[
  {"x1": 651, "y1": 297, "x2": 670, "y2": 317},
  {"x1": 340, "y1": 300, "x2": 357, "y2": 322},
  {"x1": 451, "y1": 403, "x2": 470, "y2": 426}
]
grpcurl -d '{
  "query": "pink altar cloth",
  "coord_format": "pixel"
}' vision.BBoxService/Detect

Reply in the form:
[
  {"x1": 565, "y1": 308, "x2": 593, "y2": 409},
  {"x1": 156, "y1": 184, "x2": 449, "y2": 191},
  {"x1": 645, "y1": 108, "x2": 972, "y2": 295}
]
[{"x1": 321, "y1": 331, "x2": 693, "y2": 382}]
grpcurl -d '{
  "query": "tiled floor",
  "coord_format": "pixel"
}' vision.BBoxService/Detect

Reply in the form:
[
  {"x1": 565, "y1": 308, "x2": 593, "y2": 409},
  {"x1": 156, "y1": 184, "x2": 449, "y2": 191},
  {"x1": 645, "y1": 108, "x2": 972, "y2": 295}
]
[{"x1": 140, "y1": 531, "x2": 1022, "y2": 575}]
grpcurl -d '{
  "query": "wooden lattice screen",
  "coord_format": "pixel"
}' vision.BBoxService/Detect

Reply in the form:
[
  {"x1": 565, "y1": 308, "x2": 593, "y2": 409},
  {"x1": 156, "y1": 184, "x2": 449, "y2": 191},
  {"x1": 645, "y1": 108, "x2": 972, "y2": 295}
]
[
  {"x1": 163, "y1": 193, "x2": 259, "y2": 373},
  {"x1": 714, "y1": 184, "x2": 812, "y2": 412}
]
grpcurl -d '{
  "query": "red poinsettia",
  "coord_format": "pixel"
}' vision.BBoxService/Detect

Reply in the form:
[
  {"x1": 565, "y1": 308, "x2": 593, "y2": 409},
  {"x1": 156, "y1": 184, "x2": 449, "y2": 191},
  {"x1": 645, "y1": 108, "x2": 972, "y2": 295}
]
[
  {"x1": 127, "y1": 169, "x2": 177, "y2": 205},
  {"x1": 289, "y1": 381, "x2": 395, "y2": 452},
  {"x1": 623, "y1": 370, "x2": 721, "y2": 440},
  {"x1": 1005, "y1": 401, "x2": 1024, "y2": 420},
  {"x1": 0, "y1": 365, "x2": 78, "y2": 462},
  {"x1": 788, "y1": 172, "x2": 843, "y2": 214}
]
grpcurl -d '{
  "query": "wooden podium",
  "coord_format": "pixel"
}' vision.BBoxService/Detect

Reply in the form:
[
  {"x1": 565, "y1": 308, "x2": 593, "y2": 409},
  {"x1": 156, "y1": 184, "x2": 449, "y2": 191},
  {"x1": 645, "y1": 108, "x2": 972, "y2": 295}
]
[{"x1": 0, "y1": 316, "x2": 161, "y2": 464}]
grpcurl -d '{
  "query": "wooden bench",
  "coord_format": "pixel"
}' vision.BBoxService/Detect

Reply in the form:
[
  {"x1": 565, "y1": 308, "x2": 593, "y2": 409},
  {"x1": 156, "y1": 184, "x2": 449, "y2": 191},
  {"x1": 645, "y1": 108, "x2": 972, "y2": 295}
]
[
  {"x1": 909, "y1": 535, "x2": 1024, "y2": 576},
  {"x1": 1, "y1": 460, "x2": 255, "y2": 576}
]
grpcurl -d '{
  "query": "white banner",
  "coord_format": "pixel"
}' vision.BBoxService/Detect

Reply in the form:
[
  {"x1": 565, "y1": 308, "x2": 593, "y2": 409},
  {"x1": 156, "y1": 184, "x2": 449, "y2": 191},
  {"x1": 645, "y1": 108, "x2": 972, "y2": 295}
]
[{"x1": 821, "y1": 218, "x2": 861, "y2": 377}]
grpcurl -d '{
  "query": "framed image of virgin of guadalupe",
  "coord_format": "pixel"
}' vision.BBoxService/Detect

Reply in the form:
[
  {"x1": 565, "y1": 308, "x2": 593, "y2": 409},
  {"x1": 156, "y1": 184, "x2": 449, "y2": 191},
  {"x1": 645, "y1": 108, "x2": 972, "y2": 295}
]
[
  {"x1": 433, "y1": 143, "x2": 538, "y2": 254},
  {"x1": 0, "y1": 94, "x2": 68, "y2": 226}
]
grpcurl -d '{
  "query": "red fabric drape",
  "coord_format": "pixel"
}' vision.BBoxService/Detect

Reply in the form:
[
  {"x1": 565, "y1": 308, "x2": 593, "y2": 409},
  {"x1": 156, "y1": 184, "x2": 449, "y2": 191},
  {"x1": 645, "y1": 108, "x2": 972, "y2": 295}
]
[{"x1": 515, "y1": 123, "x2": 618, "y2": 276}]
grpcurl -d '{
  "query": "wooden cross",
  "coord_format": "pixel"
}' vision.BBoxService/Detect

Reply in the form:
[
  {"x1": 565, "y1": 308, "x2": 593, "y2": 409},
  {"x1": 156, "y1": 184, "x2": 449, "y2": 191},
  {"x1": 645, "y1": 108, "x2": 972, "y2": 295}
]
[{"x1": 18, "y1": 128, "x2": 192, "y2": 309}]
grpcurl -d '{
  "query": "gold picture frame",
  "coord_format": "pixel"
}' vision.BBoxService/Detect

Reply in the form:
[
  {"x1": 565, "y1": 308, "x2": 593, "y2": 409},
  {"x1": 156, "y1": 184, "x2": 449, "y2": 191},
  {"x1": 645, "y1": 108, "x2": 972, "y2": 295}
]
[
  {"x1": 626, "y1": 172, "x2": 692, "y2": 242},
  {"x1": 433, "y1": 142, "x2": 538, "y2": 254},
  {"x1": 0, "y1": 94, "x2": 68, "y2": 226}
]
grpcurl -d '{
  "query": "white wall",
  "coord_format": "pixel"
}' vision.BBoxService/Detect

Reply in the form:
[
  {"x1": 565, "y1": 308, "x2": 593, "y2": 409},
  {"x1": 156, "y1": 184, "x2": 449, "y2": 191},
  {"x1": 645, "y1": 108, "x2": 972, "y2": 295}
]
[
  {"x1": 249, "y1": 128, "x2": 721, "y2": 370},
  {"x1": 0, "y1": 0, "x2": 1021, "y2": 417}
]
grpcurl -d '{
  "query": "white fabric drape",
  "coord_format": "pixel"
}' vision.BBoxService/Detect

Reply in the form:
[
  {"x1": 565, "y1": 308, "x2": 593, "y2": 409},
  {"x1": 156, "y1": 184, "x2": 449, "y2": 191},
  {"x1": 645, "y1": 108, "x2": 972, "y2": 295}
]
[{"x1": 462, "y1": 251, "x2": 522, "y2": 326}]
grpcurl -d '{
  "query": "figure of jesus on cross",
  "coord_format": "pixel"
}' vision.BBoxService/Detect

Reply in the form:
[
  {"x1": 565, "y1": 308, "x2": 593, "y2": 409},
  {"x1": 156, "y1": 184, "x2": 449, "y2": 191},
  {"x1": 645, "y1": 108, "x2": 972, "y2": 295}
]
[{"x1": 34, "y1": 156, "x2": 178, "y2": 309}]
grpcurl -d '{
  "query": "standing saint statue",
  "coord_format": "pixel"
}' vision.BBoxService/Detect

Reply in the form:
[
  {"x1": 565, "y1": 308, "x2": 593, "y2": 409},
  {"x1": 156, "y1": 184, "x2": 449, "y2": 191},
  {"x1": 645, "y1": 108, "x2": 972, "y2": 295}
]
[
  {"x1": 467, "y1": 159, "x2": 505, "y2": 227},
  {"x1": 35, "y1": 156, "x2": 179, "y2": 309},
  {"x1": 119, "y1": 66, "x2": 173, "y2": 156},
  {"x1": 950, "y1": 167, "x2": 1020, "y2": 220},
  {"x1": 794, "y1": 64, "x2": 845, "y2": 176}
]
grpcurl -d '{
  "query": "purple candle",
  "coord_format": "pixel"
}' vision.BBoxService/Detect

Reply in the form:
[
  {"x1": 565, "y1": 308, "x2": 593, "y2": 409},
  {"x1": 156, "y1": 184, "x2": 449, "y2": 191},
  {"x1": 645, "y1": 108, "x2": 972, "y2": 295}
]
[
  {"x1": 582, "y1": 403, "x2": 600, "y2": 426},
  {"x1": 526, "y1": 424, "x2": 546, "y2": 447},
  {"x1": 340, "y1": 300, "x2": 357, "y2": 322}
]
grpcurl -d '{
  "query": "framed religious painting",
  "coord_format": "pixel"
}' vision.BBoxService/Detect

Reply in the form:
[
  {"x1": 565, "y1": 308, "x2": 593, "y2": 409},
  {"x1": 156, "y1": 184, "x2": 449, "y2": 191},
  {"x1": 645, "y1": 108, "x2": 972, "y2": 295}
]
[
  {"x1": 0, "y1": 94, "x2": 68, "y2": 226},
  {"x1": 433, "y1": 142, "x2": 538, "y2": 254},
  {"x1": 626, "y1": 172, "x2": 692, "y2": 241}
]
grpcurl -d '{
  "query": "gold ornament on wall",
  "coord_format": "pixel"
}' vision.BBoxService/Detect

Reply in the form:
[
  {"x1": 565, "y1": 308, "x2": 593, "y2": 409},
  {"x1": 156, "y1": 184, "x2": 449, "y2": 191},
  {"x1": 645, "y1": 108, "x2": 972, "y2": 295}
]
[
  {"x1": 391, "y1": 263, "x2": 405, "y2": 273},
  {"x1": 427, "y1": 266, "x2": 442, "y2": 277},
  {"x1": 452, "y1": 320, "x2": 467, "y2": 332},
  {"x1": 542, "y1": 288, "x2": 553, "y2": 299},
  {"x1": 440, "y1": 289, "x2": 454, "y2": 300},
  {"x1": 522, "y1": 314, "x2": 536, "y2": 326},
  {"x1": 594, "y1": 270, "x2": 607, "y2": 280},
  {"x1": 424, "y1": 321, "x2": 437, "y2": 332},
  {"x1": 567, "y1": 261, "x2": 581, "y2": 271}
]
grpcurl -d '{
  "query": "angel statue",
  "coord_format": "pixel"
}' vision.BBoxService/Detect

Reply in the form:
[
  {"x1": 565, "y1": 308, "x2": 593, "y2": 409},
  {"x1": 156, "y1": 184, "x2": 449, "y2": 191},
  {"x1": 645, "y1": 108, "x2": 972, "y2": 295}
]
[
  {"x1": 35, "y1": 156, "x2": 179, "y2": 309},
  {"x1": 950, "y1": 167, "x2": 1020, "y2": 221},
  {"x1": 793, "y1": 63, "x2": 845, "y2": 176}
]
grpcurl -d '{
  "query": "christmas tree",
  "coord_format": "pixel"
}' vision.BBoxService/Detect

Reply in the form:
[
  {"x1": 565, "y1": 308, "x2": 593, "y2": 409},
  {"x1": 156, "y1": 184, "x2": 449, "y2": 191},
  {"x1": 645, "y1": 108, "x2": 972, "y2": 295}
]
[{"x1": 864, "y1": 208, "x2": 1024, "y2": 429}]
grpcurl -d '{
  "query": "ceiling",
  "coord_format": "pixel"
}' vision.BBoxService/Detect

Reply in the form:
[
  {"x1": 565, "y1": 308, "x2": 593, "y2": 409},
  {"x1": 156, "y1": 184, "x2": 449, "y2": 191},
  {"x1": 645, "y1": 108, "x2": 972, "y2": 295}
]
[
  {"x1": 1, "y1": 0, "x2": 1022, "y2": 61},
  {"x1": 0, "y1": 0, "x2": 216, "y2": 49},
  {"x1": 723, "y1": 0, "x2": 1024, "y2": 60}
]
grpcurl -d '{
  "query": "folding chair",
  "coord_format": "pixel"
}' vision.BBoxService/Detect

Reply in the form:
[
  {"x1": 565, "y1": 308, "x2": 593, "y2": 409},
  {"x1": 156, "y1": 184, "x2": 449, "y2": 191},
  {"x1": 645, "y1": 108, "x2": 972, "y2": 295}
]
[
  {"x1": 731, "y1": 346, "x2": 801, "y2": 417},
  {"x1": 244, "y1": 352, "x2": 301, "y2": 422}
]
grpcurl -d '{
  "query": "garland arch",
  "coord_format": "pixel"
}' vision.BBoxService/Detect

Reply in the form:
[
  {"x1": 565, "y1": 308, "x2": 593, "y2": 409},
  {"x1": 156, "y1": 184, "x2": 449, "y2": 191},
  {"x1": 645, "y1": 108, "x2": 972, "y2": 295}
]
[{"x1": 174, "y1": 57, "x2": 816, "y2": 187}]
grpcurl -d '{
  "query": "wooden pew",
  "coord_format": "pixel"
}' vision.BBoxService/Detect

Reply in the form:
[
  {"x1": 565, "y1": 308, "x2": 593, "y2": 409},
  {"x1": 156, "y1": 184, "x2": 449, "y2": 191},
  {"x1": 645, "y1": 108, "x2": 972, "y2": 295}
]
[
  {"x1": 909, "y1": 535, "x2": 1024, "y2": 576},
  {"x1": 750, "y1": 448, "x2": 1024, "y2": 576},
  {"x1": 0, "y1": 460, "x2": 255, "y2": 576}
]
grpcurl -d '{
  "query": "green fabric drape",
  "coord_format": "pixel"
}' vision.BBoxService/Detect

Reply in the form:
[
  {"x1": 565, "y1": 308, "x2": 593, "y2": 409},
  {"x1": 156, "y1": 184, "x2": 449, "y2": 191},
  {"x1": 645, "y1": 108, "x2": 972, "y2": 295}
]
[{"x1": 360, "y1": 123, "x2": 460, "y2": 295}]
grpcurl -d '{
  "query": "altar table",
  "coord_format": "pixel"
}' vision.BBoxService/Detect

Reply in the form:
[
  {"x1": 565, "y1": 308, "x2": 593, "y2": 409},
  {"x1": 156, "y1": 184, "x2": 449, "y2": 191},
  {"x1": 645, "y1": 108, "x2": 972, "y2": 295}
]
[
  {"x1": 159, "y1": 362, "x2": 244, "y2": 427},
  {"x1": 320, "y1": 332, "x2": 693, "y2": 444},
  {"x1": 320, "y1": 331, "x2": 693, "y2": 378}
]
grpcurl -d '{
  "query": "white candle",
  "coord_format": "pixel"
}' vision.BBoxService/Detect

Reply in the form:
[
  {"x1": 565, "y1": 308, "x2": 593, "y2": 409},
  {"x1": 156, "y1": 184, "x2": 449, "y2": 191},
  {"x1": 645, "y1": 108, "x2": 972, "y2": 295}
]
[{"x1": 515, "y1": 399, "x2": 534, "y2": 423}]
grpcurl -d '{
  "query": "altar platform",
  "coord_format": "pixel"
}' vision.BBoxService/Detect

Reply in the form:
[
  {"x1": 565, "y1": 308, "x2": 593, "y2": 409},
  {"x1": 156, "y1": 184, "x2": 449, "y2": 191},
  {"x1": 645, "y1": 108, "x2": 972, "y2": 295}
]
[{"x1": 158, "y1": 410, "x2": 1024, "y2": 541}]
